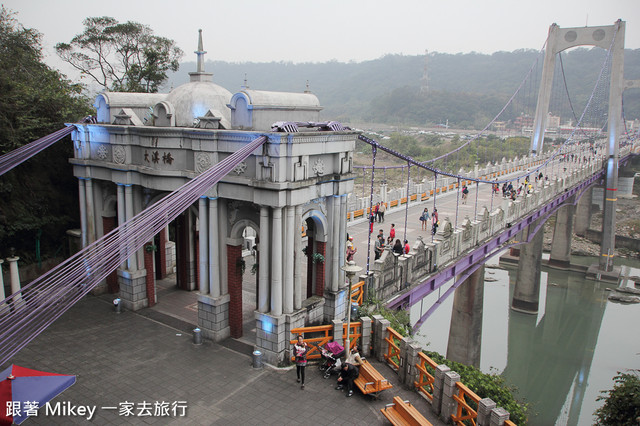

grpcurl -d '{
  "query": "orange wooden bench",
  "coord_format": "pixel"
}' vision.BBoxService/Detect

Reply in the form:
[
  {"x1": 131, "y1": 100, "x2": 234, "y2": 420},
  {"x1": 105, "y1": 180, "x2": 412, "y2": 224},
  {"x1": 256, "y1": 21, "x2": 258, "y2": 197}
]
[
  {"x1": 354, "y1": 360, "x2": 392, "y2": 398},
  {"x1": 380, "y1": 396, "x2": 432, "y2": 425}
]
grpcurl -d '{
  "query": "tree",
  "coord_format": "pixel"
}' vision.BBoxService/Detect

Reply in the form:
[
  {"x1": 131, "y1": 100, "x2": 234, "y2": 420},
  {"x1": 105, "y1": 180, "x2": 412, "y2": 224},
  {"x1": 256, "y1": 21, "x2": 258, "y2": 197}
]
[
  {"x1": 0, "y1": 6, "x2": 92, "y2": 261},
  {"x1": 594, "y1": 370, "x2": 640, "y2": 425},
  {"x1": 56, "y1": 16, "x2": 183, "y2": 93}
]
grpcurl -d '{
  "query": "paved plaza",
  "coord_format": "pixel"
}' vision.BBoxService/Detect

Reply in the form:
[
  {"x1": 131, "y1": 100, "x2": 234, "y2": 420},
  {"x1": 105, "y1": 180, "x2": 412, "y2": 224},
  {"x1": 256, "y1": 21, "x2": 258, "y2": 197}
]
[{"x1": 5, "y1": 294, "x2": 444, "y2": 425}]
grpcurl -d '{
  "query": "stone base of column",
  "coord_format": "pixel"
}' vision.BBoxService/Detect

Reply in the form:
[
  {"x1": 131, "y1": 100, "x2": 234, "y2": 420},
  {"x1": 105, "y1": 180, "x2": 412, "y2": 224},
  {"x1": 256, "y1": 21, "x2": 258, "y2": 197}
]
[
  {"x1": 323, "y1": 289, "x2": 347, "y2": 322},
  {"x1": 197, "y1": 294, "x2": 230, "y2": 342},
  {"x1": 117, "y1": 268, "x2": 148, "y2": 311},
  {"x1": 301, "y1": 295, "x2": 325, "y2": 325},
  {"x1": 255, "y1": 311, "x2": 288, "y2": 366},
  {"x1": 511, "y1": 298, "x2": 538, "y2": 315},
  {"x1": 546, "y1": 258, "x2": 571, "y2": 269},
  {"x1": 498, "y1": 253, "x2": 519, "y2": 266},
  {"x1": 585, "y1": 264, "x2": 622, "y2": 283},
  {"x1": 285, "y1": 309, "x2": 307, "y2": 337}
]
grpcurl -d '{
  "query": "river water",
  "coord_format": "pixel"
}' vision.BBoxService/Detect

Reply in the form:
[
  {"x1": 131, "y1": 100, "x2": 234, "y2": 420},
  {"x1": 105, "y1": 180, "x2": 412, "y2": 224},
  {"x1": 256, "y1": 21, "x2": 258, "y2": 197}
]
[{"x1": 410, "y1": 253, "x2": 640, "y2": 425}]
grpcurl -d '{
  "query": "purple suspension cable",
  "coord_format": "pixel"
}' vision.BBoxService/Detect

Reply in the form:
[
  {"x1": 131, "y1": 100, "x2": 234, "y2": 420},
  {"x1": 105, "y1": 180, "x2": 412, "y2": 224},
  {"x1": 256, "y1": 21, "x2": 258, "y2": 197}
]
[
  {"x1": 0, "y1": 135, "x2": 267, "y2": 365},
  {"x1": 365, "y1": 145, "x2": 377, "y2": 274},
  {"x1": 0, "y1": 117, "x2": 93, "y2": 177},
  {"x1": 403, "y1": 163, "x2": 410, "y2": 244}
]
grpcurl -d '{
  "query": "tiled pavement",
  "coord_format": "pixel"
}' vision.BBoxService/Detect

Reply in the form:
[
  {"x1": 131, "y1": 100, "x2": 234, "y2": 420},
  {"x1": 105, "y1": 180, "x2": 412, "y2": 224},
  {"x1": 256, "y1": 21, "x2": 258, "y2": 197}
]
[{"x1": 6, "y1": 295, "x2": 445, "y2": 425}]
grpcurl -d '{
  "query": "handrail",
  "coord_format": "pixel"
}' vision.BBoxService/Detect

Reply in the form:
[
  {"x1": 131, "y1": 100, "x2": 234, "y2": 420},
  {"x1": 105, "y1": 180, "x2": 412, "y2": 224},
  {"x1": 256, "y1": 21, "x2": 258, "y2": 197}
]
[
  {"x1": 289, "y1": 324, "x2": 333, "y2": 360},
  {"x1": 383, "y1": 326, "x2": 403, "y2": 370},
  {"x1": 451, "y1": 382, "x2": 481, "y2": 426},
  {"x1": 414, "y1": 351, "x2": 439, "y2": 401},
  {"x1": 342, "y1": 321, "x2": 363, "y2": 351},
  {"x1": 350, "y1": 280, "x2": 365, "y2": 306}
]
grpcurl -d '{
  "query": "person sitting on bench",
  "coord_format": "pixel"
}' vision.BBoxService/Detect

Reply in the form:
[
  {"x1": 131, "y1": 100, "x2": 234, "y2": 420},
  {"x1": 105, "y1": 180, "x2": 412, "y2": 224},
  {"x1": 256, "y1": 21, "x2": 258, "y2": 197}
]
[{"x1": 335, "y1": 362, "x2": 359, "y2": 397}]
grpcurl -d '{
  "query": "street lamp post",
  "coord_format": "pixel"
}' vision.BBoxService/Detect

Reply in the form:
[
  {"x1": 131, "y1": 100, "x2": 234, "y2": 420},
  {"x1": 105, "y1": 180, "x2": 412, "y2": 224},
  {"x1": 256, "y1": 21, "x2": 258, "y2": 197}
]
[{"x1": 341, "y1": 261, "x2": 363, "y2": 352}]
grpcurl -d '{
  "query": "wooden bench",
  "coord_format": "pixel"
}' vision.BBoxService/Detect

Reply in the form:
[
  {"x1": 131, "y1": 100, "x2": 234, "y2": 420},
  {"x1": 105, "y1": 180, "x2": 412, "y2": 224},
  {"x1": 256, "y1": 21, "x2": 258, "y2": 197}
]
[
  {"x1": 380, "y1": 396, "x2": 432, "y2": 426},
  {"x1": 353, "y1": 360, "x2": 392, "y2": 398}
]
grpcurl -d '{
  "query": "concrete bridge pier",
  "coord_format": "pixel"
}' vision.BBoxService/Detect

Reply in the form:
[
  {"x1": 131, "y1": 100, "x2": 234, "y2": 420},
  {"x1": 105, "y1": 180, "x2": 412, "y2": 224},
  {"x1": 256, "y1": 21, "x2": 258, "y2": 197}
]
[
  {"x1": 511, "y1": 221, "x2": 543, "y2": 314},
  {"x1": 446, "y1": 265, "x2": 484, "y2": 368},
  {"x1": 574, "y1": 187, "x2": 593, "y2": 237},
  {"x1": 548, "y1": 198, "x2": 575, "y2": 269}
]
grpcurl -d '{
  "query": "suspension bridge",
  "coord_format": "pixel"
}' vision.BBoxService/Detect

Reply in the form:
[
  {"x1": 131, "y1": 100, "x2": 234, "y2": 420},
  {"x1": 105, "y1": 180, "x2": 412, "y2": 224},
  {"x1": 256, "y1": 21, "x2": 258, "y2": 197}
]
[{"x1": 0, "y1": 20, "x2": 639, "y2": 408}]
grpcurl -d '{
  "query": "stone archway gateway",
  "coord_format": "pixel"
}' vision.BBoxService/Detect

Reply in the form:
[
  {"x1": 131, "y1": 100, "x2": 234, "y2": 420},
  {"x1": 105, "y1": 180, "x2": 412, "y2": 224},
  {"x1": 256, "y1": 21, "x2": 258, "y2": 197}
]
[{"x1": 70, "y1": 31, "x2": 357, "y2": 365}]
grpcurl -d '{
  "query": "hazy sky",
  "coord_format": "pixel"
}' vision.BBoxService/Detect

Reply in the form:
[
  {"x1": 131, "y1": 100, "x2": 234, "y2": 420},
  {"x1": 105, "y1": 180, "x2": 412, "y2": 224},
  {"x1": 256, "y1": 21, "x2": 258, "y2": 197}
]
[{"x1": 3, "y1": 0, "x2": 639, "y2": 74}]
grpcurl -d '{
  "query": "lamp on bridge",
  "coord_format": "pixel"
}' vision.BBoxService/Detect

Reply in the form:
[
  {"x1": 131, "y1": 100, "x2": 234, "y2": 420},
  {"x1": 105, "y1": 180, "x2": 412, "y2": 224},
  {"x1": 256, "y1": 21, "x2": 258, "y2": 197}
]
[{"x1": 341, "y1": 261, "x2": 363, "y2": 353}]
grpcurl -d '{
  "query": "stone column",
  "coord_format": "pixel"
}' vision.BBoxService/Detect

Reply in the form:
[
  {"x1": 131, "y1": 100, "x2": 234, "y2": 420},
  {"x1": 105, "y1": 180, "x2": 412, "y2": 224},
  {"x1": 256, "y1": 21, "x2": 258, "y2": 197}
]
[
  {"x1": 78, "y1": 178, "x2": 87, "y2": 248},
  {"x1": 339, "y1": 194, "x2": 347, "y2": 285},
  {"x1": 258, "y1": 206, "x2": 270, "y2": 313},
  {"x1": 441, "y1": 371, "x2": 461, "y2": 422},
  {"x1": 331, "y1": 196, "x2": 340, "y2": 292},
  {"x1": 198, "y1": 197, "x2": 208, "y2": 294},
  {"x1": 477, "y1": 398, "x2": 497, "y2": 426},
  {"x1": 360, "y1": 316, "x2": 372, "y2": 357},
  {"x1": 372, "y1": 315, "x2": 390, "y2": 361},
  {"x1": 7, "y1": 257, "x2": 21, "y2": 304},
  {"x1": 489, "y1": 407, "x2": 510, "y2": 425},
  {"x1": 284, "y1": 206, "x2": 294, "y2": 314},
  {"x1": 118, "y1": 184, "x2": 147, "y2": 310},
  {"x1": 124, "y1": 184, "x2": 137, "y2": 271},
  {"x1": 548, "y1": 201, "x2": 575, "y2": 269},
  {"x1": 85, "y1": 178, "x2": 96, "y2": 244},
  {"x1": 432, "y1": 364, "x2": 451, "y2": 416},
  {"x1": 332, "y1": 319, "x2": 343, "y2": 344},
  {"x1": 198, "y1": 196, "x2": 230, "y2": 342},
  {"x1": 208, "y1": 197, "x2": 220, "y2": 297},
  {"x1": 116, "y1": 184, "x2": 126, "y2": 267},
  {"x1": 512, "y1": 221, "x2": 543, "y2": 314},
  {"x1": 293, "y1": 205, "x2": 303, "y2": 310},
  {"x1": 574, "y1": 187, "x2": 593, "y2": 237},
  {"x1": 446, "y1": 265, "x2": 484, "y2": 368},
  {"x1": 271, "y1": 207, "x2": 283, "y2": 316},
  {"x1": 218, "y1": 201, "x2": 228, "y2": 295}
]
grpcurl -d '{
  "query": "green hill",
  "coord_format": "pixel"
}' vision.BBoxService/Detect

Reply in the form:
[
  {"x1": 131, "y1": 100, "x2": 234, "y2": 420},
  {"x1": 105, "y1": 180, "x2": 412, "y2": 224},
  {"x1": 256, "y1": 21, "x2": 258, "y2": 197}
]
[{"x1": 166, "y1": 48, "x2": 640, "y2": 129}]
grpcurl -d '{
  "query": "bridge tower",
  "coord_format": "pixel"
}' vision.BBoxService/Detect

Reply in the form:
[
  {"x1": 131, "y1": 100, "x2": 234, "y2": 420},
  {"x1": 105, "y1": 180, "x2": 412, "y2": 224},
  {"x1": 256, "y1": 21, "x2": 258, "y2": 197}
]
[
  {"x1": 71, "y1": 32, "x2": 357, "y2": 366},
  {"x1": 529, "y1": 21, "x2": 626, "y2": 273}
]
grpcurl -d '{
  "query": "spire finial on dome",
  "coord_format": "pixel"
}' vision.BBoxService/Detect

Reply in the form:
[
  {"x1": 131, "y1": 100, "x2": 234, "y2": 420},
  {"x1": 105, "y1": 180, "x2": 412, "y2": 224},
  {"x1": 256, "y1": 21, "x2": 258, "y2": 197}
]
[
  {"x1": 190, "y1": 29, "x2": 213, "y2": 82},
  {"x1": 195, "y1": 29, "x2": 207, "y2": 73}
]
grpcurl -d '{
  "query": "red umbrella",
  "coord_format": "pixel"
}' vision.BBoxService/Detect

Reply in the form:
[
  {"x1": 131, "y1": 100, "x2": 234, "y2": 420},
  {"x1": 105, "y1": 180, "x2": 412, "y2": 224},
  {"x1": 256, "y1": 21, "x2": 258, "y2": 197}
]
[{"x1": 0, "y1": 365, "x2": 76, "y2": 425}]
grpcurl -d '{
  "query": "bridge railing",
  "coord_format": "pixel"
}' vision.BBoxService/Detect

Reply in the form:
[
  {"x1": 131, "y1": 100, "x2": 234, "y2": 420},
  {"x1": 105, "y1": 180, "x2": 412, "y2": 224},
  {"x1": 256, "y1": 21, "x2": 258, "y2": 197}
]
[
  {"x1": 373, "y1": 317, "x2": 520, "y2": 425},
  {"x1": 290, "y1": 316, "x2": 520, "y2": 423},
  {"x1": 383, "y1": 326, "x2": 403, "y2": 370},
  {"x1": 347, "y1": 151, "x2": 556, "y2": 220},
  {"x1": 414, "y1": 351, "x2": 438, "y2": 401},
  {"x1": 350, "y1": 280, "x2": 365, "y2": 306}
]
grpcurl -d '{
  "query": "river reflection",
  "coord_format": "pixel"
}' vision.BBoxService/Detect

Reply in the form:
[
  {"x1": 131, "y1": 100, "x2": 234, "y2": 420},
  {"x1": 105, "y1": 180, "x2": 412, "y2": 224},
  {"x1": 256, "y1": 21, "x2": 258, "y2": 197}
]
[{"x1": 411, "y1": 255, "x2": 640, "y2": 425}]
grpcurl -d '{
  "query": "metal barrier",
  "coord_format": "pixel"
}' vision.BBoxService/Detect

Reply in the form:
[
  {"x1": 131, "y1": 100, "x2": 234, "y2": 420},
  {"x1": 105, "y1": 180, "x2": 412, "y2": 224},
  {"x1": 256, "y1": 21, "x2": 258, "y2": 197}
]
[
  {"x1": 290, "y1": 321, "x2": 368, "y2": 360},
  {"x1": 350, "y1": 280, "x2": 365, "y2": 306},
  {"x1": 289, "y1": 325, "x2": 333, "y2": 360},
  {"x1": 414, "y1": 352, "x2": 438, "y2": 401},
  {"x1": 383, "y1": 326, "x2": 403, "y2": 370},
  {"x1": 451, "y1": 382, "x2": 481, "y2": 426}
]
